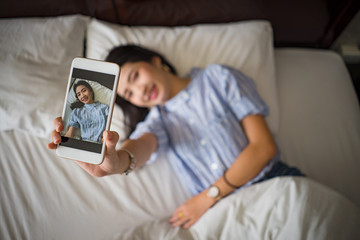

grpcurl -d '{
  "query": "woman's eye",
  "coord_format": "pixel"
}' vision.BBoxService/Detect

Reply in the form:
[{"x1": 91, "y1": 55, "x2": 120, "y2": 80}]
[{"x1": 133, "y1": 71, "x2": 138, "y2": 81}]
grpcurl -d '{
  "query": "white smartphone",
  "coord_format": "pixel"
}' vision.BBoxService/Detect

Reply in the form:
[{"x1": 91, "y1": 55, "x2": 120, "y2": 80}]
[{"x1": 56, "y1": 57, "x2": 120, "y2": 164}]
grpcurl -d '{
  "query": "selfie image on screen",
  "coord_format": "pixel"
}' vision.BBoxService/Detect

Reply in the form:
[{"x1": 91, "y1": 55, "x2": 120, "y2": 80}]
[{"x1": 60, "y1": 68, "x2": 115, "y2": 153}]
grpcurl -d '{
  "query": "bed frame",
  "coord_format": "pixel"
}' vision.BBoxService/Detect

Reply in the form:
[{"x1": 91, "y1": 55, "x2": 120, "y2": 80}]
[{"x1": 1, "y1": 0, "x2": 359, "y2": 48}]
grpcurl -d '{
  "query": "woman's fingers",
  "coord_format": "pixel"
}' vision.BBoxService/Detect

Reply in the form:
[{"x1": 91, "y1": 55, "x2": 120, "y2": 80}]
[
  {"x1": 48, "y1": 130, "x2": 61, "y2": 149},
  {"x1": 170, "y1": 209, "x2": 198, "y2": 229},
  {"x1": 47, "y1": 142, "x2": 58, "y2": 150},
  {"x1": 48, "y1": 117, "x2": 63, "y2": 150},
  {"x1": 53, "y1": 117, "x2": 63, "y2": 132},
  {"x1": 51, "y1": 129, "x2": 62, "y2": 144},
  {"x1": 170, "y1": 209, "x2": 190, "y2": 227},
  {"x1": 104, "y1": 131, "x2": 119, "y2": 156}
]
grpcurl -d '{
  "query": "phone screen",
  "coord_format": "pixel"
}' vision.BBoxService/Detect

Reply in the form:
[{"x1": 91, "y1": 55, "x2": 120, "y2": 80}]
[{"x1": 59, "y1": 68, "x2": 116, "y2": 154}]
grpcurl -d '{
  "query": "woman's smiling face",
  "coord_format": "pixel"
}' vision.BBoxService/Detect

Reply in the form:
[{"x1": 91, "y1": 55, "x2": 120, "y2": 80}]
[
  {"x1": 76, "y1": 85, "x2": 94, "y2": 104},
  {"x1": 118, "y1": 57, "x2": 172, "y2": 108}
]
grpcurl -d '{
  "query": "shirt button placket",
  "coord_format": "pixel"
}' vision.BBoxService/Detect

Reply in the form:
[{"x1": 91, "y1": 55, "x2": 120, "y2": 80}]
[{"x1": 211, "y1": 163, "x2": 218, "y2": 170}]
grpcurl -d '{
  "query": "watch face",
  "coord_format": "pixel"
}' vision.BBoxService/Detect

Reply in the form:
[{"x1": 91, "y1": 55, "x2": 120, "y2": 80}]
[{"x1": 207, "y1": 186, "x2": 220, "y2": 198}]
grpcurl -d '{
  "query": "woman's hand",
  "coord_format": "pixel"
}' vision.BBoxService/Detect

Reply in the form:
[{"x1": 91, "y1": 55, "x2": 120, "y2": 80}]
[
  {"x1": 74, "y1": 130, "x2": 122, "y2": 177},
  {"x1": 48, "y1": 117, "x2": 123, "y2": 177},
  {"x1": 169, "y1": 191, "x2": 216, "y2": 229},
  {"x1": 48, "y1": 117, "x2": 64, "y2": 148}
]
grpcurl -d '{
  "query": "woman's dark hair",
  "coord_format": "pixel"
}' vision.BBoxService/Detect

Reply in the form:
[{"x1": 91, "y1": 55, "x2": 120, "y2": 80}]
[
  {"x1": 70, "y1": 80, "x2": 95, "y2": 110},
  {"x1": 105, "y1": 44, "x2": 177, "y2": 75},
  {"x1": 105, "y1": 44, "x2": 177, "y2": 137}
]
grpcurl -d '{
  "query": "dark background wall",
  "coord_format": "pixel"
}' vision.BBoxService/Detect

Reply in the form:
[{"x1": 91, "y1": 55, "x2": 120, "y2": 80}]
[{"x1": 1, "y1": 0, "x2": 359, "y2": 48}]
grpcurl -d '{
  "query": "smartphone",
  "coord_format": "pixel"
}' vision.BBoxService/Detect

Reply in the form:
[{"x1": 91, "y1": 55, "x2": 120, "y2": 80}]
[{"x1": 56, "y1": 57, "x2": 120, "y2": 164}]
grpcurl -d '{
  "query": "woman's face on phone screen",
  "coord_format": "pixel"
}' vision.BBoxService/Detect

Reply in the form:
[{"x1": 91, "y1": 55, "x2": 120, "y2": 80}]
[{"x1": 76, "y1": 85, "x2": 94, "y2": 105}]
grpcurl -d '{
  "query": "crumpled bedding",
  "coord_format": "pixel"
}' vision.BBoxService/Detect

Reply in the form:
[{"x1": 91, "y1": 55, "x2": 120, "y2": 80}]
[
  {"x1": 116, "y1": 177, "x2": 360, "y2": 240},
  {"x1": 1, "y1": 129, "x2": 359, "y2": 240}
]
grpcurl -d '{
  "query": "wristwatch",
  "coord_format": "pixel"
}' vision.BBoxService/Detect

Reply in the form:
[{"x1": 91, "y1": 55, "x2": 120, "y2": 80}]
[{"x1": 207, "y1": 185, "x2": 222, "y2": 201}]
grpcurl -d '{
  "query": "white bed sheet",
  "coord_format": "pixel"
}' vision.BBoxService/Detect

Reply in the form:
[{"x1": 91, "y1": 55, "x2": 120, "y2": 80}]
[
  {"x1": 0, "y1": 129, "x2": 190, "y2": 240},
  {"x1": 1, "y1": 48, "x2": 360, "y2": 239},
  {"x1": 275, "y1": 49, "x2": 360, "y2": 207}
]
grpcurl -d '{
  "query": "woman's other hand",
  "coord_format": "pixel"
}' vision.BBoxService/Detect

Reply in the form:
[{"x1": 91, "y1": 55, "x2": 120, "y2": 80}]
[{"x1": 169, "y1": 191, "x2": 216, "y2": 229}]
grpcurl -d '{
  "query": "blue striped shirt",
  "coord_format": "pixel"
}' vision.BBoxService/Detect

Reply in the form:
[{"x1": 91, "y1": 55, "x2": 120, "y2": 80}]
[
  {"x1": 131, "y1": 64, "x2": 279, "y2": 195},
  {"x1": 68, "y1": 101, "x2": 109, "y2": 143}
]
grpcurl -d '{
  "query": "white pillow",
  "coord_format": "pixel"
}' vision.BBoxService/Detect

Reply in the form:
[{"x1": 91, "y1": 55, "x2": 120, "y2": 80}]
[
  {"x1": 0, "y1": 15, "x2": 90, "y2": 138},
  {"x1": 86, "y1": 19, "x2": 279, "y2": 135}
]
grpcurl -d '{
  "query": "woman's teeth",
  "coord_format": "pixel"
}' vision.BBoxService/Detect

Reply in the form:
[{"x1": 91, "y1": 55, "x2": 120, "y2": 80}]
[{"x1": 149, "y1": 86, "x2": 156, "y2": 101}]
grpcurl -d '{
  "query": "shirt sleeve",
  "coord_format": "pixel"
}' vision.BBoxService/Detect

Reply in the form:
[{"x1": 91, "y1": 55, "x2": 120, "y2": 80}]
[
  {"x1": 212, "y1": 65, "x2": 269, "y2": 120},
  {"x1": 129, "y1": 106, "x2": 169, "y2": 164},
  {"x1": 67, "y1": 109, "x2": 80, "y2": 129}
]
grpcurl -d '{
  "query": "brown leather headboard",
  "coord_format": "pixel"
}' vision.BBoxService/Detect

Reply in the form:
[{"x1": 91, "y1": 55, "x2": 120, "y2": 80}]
[{"x1": 1, "y1": 0, "x2": 359, "y2": 48}]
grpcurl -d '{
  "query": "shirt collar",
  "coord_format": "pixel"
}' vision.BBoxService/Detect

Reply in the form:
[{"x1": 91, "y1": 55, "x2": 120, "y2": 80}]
[
  {"x1": 84, "y1": 101, "x2": 98, "y2": 108},
  {"x1": 163, "y1": 68, "x2": 201, "y2": 111}
]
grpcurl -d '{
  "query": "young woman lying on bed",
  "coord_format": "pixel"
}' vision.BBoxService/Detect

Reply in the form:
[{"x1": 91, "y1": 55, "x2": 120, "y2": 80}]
[{"x1": 48, "y1": 44, "x2": 304, "y2": 229}]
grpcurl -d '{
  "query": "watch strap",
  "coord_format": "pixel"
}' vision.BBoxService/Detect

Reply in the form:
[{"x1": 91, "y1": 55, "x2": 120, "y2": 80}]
[{"x1": 121, "y1": 148, "x2": 136, "y2": 175}]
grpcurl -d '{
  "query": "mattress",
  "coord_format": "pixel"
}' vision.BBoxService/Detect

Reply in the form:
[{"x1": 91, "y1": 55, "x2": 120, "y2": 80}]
[{"x1": 275, "y1": 48, "x2": 360, "y2": 206}]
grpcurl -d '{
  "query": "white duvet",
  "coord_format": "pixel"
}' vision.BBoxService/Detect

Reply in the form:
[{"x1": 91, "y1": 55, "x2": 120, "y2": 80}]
[
  {"x1": 118, "y1": 178, "x2": 360, "y2": 240},
  {"x1": 1, "y1": 130, "x2": 359, "y2": 240}
]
